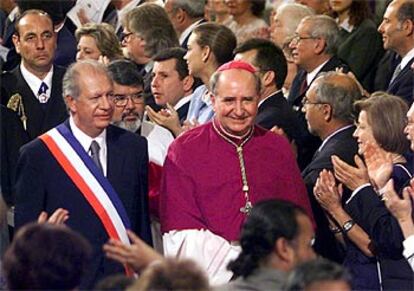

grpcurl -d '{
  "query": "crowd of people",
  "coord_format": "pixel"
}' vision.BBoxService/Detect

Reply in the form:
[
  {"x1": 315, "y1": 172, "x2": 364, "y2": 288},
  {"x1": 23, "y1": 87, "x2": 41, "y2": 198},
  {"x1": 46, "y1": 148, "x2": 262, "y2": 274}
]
[{"x1": 0, "y1": 0, "x2": 414, "y2": 290}]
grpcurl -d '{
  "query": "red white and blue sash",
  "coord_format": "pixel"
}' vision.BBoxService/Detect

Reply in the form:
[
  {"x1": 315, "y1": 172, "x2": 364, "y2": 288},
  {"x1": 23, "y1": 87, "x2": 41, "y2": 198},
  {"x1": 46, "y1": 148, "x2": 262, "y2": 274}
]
[{"x1": 39, "y1": 123, "x2": 131, "y2": 247}]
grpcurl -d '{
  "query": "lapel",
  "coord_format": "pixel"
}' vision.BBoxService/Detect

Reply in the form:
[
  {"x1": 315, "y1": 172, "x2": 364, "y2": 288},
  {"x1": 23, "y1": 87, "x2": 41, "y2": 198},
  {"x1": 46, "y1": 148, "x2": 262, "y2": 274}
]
[
  {"x1": 106, "y1": 125, "x2": 126, "y2": 185},
  {"x1": 388, "y1": 57, "x2": 414, "y2": 89},
  {"x1": 176, "y1": 100, "x2": 191, "y2": 124},
  {"x1": 14, "y1": 66, "x2": 46, "y2": 139},
  {"x1": 288, "y1": 69, "x2": 307, "y2": 106}
]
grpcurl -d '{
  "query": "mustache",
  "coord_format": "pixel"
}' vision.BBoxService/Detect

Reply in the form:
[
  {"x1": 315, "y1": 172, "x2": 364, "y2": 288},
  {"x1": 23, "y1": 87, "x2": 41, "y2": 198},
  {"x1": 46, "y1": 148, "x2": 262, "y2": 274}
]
[{"x1": 122, "y1": 110, "x2": 141, "y2": 120}]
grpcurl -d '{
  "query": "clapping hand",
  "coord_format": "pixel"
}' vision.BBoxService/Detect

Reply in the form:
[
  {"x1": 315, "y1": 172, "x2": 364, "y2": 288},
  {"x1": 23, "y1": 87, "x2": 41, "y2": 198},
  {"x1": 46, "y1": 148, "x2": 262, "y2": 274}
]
[
  {"x1": 363, "y1": 142, "x2": 393, "y2": 190},
  {"x1": 314, "y1": 169, "x2": 343, "y2": 215},
  {"x1": 332, "y1": 155, "x2": 369, "y2": 191}
]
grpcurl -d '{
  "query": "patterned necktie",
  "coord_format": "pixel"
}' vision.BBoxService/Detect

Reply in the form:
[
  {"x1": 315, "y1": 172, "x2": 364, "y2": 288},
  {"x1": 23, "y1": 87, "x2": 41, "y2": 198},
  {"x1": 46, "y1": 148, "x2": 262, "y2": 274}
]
[
  {"x1": 38, "y1": 82, "x2": 49, "y2": 103},
  {"x1": 90, "y1": 141, "x2": 103, "y2": 173},
  {"x1": 389, "y1": 64, "x2": 402, "y2": 86}
]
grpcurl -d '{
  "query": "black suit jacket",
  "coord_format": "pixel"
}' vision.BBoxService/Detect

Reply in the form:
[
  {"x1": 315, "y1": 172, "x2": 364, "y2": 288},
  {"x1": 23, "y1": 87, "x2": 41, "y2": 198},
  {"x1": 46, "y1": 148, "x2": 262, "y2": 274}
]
[
  {"x1": 14, "y1": 121, "x2": 152, "y2": 288},
  {"x1": 346, "y1": 186, "x2": 414, "y2": 290},
  {"x1": 288, "y1": 56, "x2": 349, "y2": 108},
  {"x1": 387, "y1": 57, "x2": 414, "y2": 104},
  {"x1": 0, "y1": 106, "x2": 29, "y2": 206},
  {"x1": 256, "y1": 90, "x2": 301, "y2": 141},
  {"x1": 1, "y1": 65, "x2": 68, "y2": 140},
  {"x1": 287, "y1": 56, "x2": 349, "y2": 170},
  {"x1": 302, "y1": 125, "x2": 358, "y2": 262},
  {"x1": 180, "y1": 19, "x2": 207, "y2": 49},
  {"x1": 176, "y1": 99, "x2": 191, "y2": 124}
]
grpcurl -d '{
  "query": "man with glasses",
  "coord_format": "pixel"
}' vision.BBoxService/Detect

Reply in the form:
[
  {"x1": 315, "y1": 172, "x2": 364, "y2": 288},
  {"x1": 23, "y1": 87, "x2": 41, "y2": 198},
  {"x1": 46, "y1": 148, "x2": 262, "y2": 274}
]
[
  {"x1": 14, "y1": 60, "x2": 152, "y2": 288},
  {"x1": 301, "y1": 71, "x2": 361, "y2": 263},
  {"x1": 108, "y1": 59, "x2": 145, "y2": 134},
  {"x1": 287, "y1": 15, "x2": 348, "y2": 170}
]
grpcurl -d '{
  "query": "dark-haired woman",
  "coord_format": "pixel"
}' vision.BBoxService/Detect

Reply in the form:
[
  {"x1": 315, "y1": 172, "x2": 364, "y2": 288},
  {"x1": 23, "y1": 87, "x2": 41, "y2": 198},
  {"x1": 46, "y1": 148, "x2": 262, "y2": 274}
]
[
  {"x1": 330, "y1": 0, "x2": 384, "y2": 92},
  {"x1": 219, "y1": 199, "x2": 316, "y2": 291}
]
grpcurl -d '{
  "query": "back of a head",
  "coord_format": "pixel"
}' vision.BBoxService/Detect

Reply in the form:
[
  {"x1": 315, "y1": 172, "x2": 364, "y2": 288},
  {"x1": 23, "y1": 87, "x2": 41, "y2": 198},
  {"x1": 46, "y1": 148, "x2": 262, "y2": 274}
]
[
  {"x1": 2, "y1": 223, "x2": 91, "y2": 290},
  {"x1": 193, "y1": 23, "x2": 237, "y2": 66},
  {"x1": 126, "y1": 3, "x2": 179, "y2": 58},
  {"x1": 285, "y1": 258, "x2": 351, "y2": 291},
  {"x1": 234, "y1": 38, "x2": 288, "y2": 89},
  {"x1": 108, "y1": 59, "x2": 144, "y2": 88},
  {"x1": 130, "y1": 258, "x2": 209, "y2": 291},
  {"x1": 314, "y1": 72, "x2": 362, "y2": 124},
  {"x1": 227, "y1": 199, "x2": 306, "y2": 278}
]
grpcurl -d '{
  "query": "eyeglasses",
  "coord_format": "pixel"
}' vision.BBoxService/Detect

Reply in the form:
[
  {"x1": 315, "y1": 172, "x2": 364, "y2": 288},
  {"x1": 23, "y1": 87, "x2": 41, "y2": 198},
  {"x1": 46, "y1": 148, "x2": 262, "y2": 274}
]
[
  {"x1": 291, "y1": 34, "x2": 319, "y2": 45},
  {"x1": 113, "y1": 92, "x2": 145, "y2": 107},
  {"x1": 301, "y1": 97, "x2": 329, "y2": 107}
]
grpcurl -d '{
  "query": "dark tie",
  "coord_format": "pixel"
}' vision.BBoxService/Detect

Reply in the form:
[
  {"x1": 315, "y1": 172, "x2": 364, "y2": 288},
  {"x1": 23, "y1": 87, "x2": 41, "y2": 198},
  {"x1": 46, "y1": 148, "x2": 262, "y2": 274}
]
[
  {"x1": 38, "y1": 82, "x2": 49, "y2": 102},
  {"x1": 389, "y1": 63, "x2": 402, "y2": 86},
  {"x1": 299, "y1": 76, "x2": 308, "y2": 96},
  {"x1": 90, "y1": 141, "x2": 103, "y2": 173}
]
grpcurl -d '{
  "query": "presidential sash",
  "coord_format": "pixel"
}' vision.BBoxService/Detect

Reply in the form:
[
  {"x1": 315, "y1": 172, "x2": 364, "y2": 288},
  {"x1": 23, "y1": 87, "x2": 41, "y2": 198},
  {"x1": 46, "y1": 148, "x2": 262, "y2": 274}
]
[{"x1": 39, "y1": 123, "x2": 133, "y2": 274}]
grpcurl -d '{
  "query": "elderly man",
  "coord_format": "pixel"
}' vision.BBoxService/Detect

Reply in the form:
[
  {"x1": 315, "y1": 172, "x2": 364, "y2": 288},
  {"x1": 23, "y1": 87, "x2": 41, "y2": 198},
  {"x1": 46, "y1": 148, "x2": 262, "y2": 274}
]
[
  {"x1": 164, "y1": 0, "x2": 206, "y2": 48},
  {"x1": 14, "y1": 60, "x2": 152, "y2": 288},
  {"x1": 270, "y1": 3, "x2": 314, "y2": 47},
  {"x1": 301, "y1": 72, "x2": 361, "y2": 262},
  {"x1": 108, "y1": 59, "x2": 145, "y2": 134},
  {"x1": 160, "y1": 60, "x2": 313, "y2": 285},
  {"x1": 1, "y1": 9, "x2": 67, "y2": 140},
  {"x1": 288, "y1": 15, "x2": 348, "y2": 170},
  {"x1": 378, "y1": 0, "x2": 414, "y2": 103}
]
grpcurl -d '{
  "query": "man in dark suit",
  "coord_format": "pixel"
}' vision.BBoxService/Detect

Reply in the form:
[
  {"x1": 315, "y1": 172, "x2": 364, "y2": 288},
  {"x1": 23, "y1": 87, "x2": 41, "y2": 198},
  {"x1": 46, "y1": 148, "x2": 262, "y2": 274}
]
[
  {"x1": 0, "y1": 105, "x2": 29, "y2": 207},
  {"x1": 14, "y1": 60, "x2": 152, "y2": 288},
  {"x1": 301, "y1": 72, "x2": 361, "y2": 262},
  {"x1": 1, "y1": 9, "x2": 67, "y2": 140},
  {"x1": 378, "y1": 0, "x2": 414, "y2": 104},
  {"x1": 234, "y1": 38, "x2": 301, "y2": 143},
  {"x1": 288, "y1": 15, "x2": 348, "y2": 169},
  {"x1": 146, "y1": 47, "x2": 195, "y2": 137},
  {"x1": 164, "y1": 0, "x2": 206, "y2": 49}
]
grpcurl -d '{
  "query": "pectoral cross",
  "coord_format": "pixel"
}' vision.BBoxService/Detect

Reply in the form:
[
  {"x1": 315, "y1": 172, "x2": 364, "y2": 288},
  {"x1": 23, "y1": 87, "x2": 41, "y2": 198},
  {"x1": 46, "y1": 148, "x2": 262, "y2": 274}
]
[{"x1": 240, "y1": 200, "x2": 253, "y2": 215}]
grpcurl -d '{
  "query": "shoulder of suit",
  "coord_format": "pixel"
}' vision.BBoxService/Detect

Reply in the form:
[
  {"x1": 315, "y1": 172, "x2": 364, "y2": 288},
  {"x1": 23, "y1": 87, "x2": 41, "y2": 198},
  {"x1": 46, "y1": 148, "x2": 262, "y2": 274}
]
[{"x1": 108, "y1": 124, "x2": 147, "y2": 146}]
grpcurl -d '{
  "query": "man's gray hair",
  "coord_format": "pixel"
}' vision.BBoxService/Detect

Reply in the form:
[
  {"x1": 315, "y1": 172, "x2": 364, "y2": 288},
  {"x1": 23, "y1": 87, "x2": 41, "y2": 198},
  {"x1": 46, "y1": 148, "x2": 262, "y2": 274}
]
[
  {"x1": 303, "y1": 15, "x2": 339, "y2": 55},
  {"x1": 314, "y1": 72, "x2": 362, "y2": 123},
  {"x1": 210, "y1": 69, "x2": 261, "y2": 96},
  {"x1": 62, "y1": 60, "x2": 109, "y2": 99},
  {"x1": 276, "y1": 3, "x2": 314, "y2": 38},
  {"x1": 170, "y1": 0, "x2": 206, "y2": 19}
]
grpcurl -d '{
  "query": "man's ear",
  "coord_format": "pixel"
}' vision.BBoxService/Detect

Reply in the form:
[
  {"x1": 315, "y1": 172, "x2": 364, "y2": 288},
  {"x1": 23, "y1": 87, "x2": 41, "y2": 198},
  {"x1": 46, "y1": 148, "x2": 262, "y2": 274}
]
[
  {"x1": 402, "y1": 19, "x2": 414, "y2": 36},
  {"x1": 323, "y1": 103, "x2": 333, "y2": 122},
  {"x1": 314, "y1": 38, "x2": 326, "y2": 55},
  {"x1": 182, "y1": 75, "x2": 194, "y2": 93},
  {"x1": 12, "y1": 34, "x2": 21, "y2": 54},
  {"x1": 275, "y1": 237, "x2": 294, "y2": 263},
  {"x1": 262, "y1": 71, "x2": 276, "y2": 88},
  {"x1": 65, "y1": 95, "x2": 77, "y2": 113}
]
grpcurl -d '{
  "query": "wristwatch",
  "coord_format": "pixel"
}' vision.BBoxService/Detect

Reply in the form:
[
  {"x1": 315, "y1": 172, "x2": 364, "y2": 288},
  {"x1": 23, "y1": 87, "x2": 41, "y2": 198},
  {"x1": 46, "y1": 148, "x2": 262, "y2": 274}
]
[{"x1": 342, "y1": 220, "x2": 355, "y2": 233}]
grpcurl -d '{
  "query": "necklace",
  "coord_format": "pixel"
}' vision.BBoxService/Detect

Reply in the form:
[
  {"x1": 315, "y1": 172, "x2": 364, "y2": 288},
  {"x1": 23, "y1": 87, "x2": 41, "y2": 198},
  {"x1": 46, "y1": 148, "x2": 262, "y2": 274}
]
[{"x1": 212, "y1": 120, "x2": 254, "y2": 215}]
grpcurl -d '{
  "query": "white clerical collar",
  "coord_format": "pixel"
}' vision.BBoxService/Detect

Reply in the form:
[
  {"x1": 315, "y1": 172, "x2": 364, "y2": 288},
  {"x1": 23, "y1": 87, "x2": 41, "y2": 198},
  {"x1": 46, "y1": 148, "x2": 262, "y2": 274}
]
[
  {"x1": 401, "y1": 47, "x2": 414, "y2": 70},
  {"x1": 337, "y1": 17, "x2": 354, "y2": 33},
  {"x1": 307, "y1": 59, "x2": 329, "y2": 85},
  {"x1": 179, "y1": 19, "x2": 204, "y2": 45},
  {"x1": 20, "y1": 63, "x2": 53, "y2": 102},
  {"x1": 116, "y1": 0, "x2": 142, "y2": 31},
  {"x1": 318, "y1": 124, "x2": 354, "y2": 152},
  {"x1": 258, "y1": 89, "x2": 282, "y2": 108},
  {"x1": 174, "y1": 94, "x2": 192, "y2": 111},
  {"x1": 69, "y1": 116, "x2": 108, "y2": 175}
]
